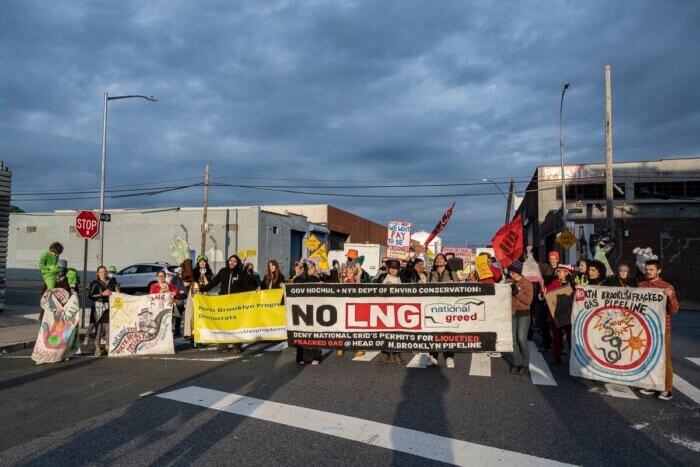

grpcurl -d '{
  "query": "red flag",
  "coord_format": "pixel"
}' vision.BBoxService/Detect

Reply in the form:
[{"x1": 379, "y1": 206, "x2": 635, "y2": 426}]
[
  {"x1": 491, "y1": 212, "x2": 523, "y2": 269},
  {"x1": 423, "y1": 202, "x2": 456, "y2": 248}
]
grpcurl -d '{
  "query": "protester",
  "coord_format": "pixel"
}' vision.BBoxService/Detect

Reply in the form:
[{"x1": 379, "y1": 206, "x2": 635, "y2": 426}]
[
  {"x1": 546, "y1": 265, "x2": 574, "y2": 365},
  {"x1": 638, "y1": 259, "x2": 680, "y2": 400},
  {"x1": 245, "y1": 262, "x2": 262, "y2": 288},
  {"x1": 167, "y1": 270, "x2": 189, "y2": 337},
  {"x1": 427, "y1": 254, "x2": 456, "y2": 368},
  {"x1": 605, "y1": 263, "x2": 637, "y2": 287},
  {"x1": 540, "y1": 251, "x2": 560, "y2": 287},
  {"x1": 201, "y1": 254, "x2": 257, "y2": 351},
  {"x1": 193, "y1": 255, "x2": 213, "y2": 289},
  {"x1": 507, "y1": 260, "x2": 534, "y2": 375},
  {"x1": 381, "y1": 259, "x2": 405, "y2": 365},
  {"x1": 373, "y1": 257, "x2": 390, "y2": 283},
  {"x1": 89, "y1": 266, "x2": 116, "y2": 356},
  {"x1": 574, "y1": 259, "x2": 589, "y2": 285},
  {"x1": 586, "y1": 260, "x2": 606, "y2": 285},
  {"x1": 404, "y1": 257, "x2": 427, "y2": 284},
  {"x1": 263, "y1": 260, "x2": 286, "y2": 289},
  {"x1": 292, "y1": 260, "x2": 323, "y2": 365},
  {"x1": 38, "y1": 241, "x2": 64, "y2": 291}
]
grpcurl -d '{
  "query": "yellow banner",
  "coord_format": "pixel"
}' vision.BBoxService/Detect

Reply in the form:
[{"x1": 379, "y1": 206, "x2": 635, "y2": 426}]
[{"x1": 193, "y1": 289, "x2": 286, "y2": 343}]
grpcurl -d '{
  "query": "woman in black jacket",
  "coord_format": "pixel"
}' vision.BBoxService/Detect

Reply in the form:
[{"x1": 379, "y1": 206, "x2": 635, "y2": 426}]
[
  {"x1": 262, "y1": 260, "x2": 286, "y2": 289},
  {"x1": 605, "y1": 263, "x2": 637, "y2": 287},
  {"x1": 587, "y1": 260, "x2": 607, "y2": 286},
  {"x1": 90, "y1": 266, "x2": 117, "y2": 356},
  {"x1": 293, "y1": 260, "x2": 323, "y2": 365}
]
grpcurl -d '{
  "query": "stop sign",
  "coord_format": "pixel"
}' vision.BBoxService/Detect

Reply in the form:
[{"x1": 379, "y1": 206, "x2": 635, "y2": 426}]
[{"x1": 75, "y1": 210, "x2": 100, "y2": 239}]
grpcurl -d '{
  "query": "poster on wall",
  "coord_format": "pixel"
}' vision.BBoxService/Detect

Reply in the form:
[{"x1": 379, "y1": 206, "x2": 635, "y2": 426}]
[
  {"x1": 108, "y1": 292, "x2": 175, "y2": 356},
  {"x1": 285, "y1": 283, "x2": 513, "y2": 352},
  {"x1": 570, "y1": 286, "x2": 667, "y2": 390},
  {"x1": 387, "y1": 221, "x2": 412, "y2": 260}
]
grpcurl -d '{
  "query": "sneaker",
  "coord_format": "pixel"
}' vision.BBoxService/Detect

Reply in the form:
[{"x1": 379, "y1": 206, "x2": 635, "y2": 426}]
[
  {"x1": 94, "y1": 348, "x2": 104, "y2": 357},
  {"x1": 518, "y1": 366, "x2": 530, "y2": 376},
  {"x1": 445, "y1": 357, "x2": 455, "y2": 369},
  {"x1": 638, "y1": 388, "x2": 656, "y2": 396},
  {"x1": 380, "y1": 354, "x2": 390, "y2": 365},
  {"x1": 509, "y1": 366, "x2": 521, "y2": 374},
  {"x1": 425, "y1": 355, "x2": 437, "y2": 367},
  {"x1": 657, "y1": 391, "x2": 673, "y2": 401},
  {"x1": 355, "y1": 351, "x2": 365, "y2": 357},
  {"x1": 486, "y1": 352, "x2": 501, "y2": 358},
  {"x1": 311, "y1": 360, "x2": 320, "y2": 365},
  {"x1": 337, "y1": 350, "x2": 345, "y2": 356},
  {"x1": 392, "y1": 354, "x2": 405, "y2": 365}
]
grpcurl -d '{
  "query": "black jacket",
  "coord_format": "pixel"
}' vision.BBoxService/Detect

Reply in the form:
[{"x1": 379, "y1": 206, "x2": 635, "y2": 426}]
[
  {"x1": 263, "y1": 273, "x2": 286, "y2": 289},
  {"x1": 203, "y1": 266, "x2": 257, "y2": 295}
]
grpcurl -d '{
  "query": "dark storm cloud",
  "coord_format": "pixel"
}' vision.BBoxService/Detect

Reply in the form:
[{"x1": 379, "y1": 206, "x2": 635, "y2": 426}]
[{"x1": 1, "y1": 0, "x2": 699, "y2": 245}]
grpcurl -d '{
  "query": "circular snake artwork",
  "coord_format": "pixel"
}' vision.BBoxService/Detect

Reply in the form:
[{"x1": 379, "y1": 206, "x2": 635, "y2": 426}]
[{"x1": 572, "y1": 304, "x2": 663, "y2": 384}]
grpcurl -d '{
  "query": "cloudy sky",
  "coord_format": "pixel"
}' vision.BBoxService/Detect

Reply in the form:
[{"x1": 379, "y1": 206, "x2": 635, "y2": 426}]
[{"x1": 2, "y1": 1, "x2": 698, "y2": 245}]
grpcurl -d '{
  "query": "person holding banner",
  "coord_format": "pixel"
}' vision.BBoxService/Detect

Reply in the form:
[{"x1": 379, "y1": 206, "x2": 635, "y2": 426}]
[
  {"x1": 89, "y1": 266, "x2": 117, "y2": 356},
  {"x1": 427, "y1": 254, "x2": 457, "y2": 368},
  {"x1": 262, "y1": 260, "x2": 285, "y2": 289},
  {"x1": 193, "y1": 255, "x2": 213, "y2": 288},
  {"x1": 574, "y1": 259, "x2": 589, "y2": 286},
  {"x1": 293, "y1": 260, "x2": 323, "y2": 364},
  {"x1": 638, "y1": 260, "x2": 680, "y2": 401},
  {"x1": 586, "y1": 260, "x2": 606, "y2": 286},
  {"x1": 605, "y1": 263, "x2": 637, "y2": 288},
  {"x1": 546, "y1": 265, "x2": 574, "y2": 365},
  {"x1": 380, "y1": 259, "x2": 406, "y2": 365},
  {"x1": 507, "y1": 260, "x2": 534, "y2": 375}
]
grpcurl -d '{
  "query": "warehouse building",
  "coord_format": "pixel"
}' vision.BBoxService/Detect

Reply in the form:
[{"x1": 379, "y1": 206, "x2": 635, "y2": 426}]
[
  {"x1": 518, "y1": 156, "x2": 700, "y2": 302},
  {"x1": 7, "y1": 204, "x2": 385, "y2": 280}
]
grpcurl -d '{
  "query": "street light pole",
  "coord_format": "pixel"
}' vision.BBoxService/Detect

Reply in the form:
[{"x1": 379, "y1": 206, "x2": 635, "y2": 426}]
[
  {"x1": 559, "y1": 82, "x2": 570, "y2": 262},
  {"x1": 99, "y1": 92, "x2": 157, "y2": 266}
]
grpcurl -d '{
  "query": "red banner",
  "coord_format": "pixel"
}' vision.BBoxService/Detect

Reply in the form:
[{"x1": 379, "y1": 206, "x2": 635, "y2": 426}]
[
  {"x1": 491, "y1": 213, "x2": 523, "y2": 269},
  {"x1": 423, "y1": 202, "x2": 456, "y2": 248}
]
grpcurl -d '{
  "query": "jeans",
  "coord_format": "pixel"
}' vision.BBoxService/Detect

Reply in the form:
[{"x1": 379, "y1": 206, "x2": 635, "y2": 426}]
[{"x1": 512, "y1": 313, "x2": 531, "y2": 367}]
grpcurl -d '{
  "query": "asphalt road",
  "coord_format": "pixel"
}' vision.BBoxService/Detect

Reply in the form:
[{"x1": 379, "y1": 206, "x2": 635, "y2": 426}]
[{"x1": 0, "y1": 312, "x2": 698, "y2": 466}]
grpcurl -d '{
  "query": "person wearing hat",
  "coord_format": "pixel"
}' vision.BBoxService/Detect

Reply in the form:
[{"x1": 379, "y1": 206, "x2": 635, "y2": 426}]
[
  {"x1": 546, "y1": 264, "x2": 575, "y2": 365},
  {"x1": 292, "y1": 259, "x2": 323, "y2": 365},
  {"x1": 605, "y1": 263, "x2": 638, "y2": 288},
  {"x1": 193, "y1": 255, "x2": 214, "y2": 289},
  {"x1": 507, "y1": 260, "x2": 534, "y2": 375},
  {"x1": 380, "y1": 258, "x2": 405, "y2": 365}
]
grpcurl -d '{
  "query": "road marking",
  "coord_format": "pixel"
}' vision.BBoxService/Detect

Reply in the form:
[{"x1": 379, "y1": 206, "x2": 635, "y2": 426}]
[
  {"x1": 673, "y1": 374, "x2": 700, "y2": 405},
  {"x1": 468, "y1": 353, "x2": 491, "y2": 377},
  {"x1": 604, "y1": 383, "x2": 638, "y2": 399},
  {"x1": 263, "y1": 342, "x2": 288, "y2": 352},
  {"x1": 157, "y1": 386, "x2": 572, "y2": 466},
  {"x1": 687, "y1": 357, "x2": 700, "y2": 368},
  {"x1": 528, "y1": 342, "x2": 557, "y2": 386},
  {"x1": 406, "y1": 353, "x2": 430, "y2": 368},
  {"x1": 140, "y1": 391, "x2": 155, "y2": 397},
  {"x1": 352, "y1": 351, "x2": 380, "y2": 362}
]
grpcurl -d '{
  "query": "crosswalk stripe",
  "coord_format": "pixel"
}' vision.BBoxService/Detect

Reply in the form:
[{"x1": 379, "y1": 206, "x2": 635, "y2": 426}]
[
  {"x1": 406, "y1": 353, "x2": 430, "y2": 368},
  {"x1": 352, "y1": 351, "x2": 380, "y2": 362},
  {"x1": 468, "y1": 353, "x2": 491, "y2": 377},
  {"x1": 527, "y1": 342, "x2": 557, "y2": 386},
  {"x1": 263, "y1": 342, "x2": 288, "y2": 352},
  {"x1": 604, "y1": 383, "x2": 639, "y2": 399},
  {"x1": 673, "y1": 374, "x2": 700, "y2": 405},
  {"x1": 687, "y1": 357, "x2": 700, "y2": 368},
  {"x1": 158, "y1": 386, "x2": 572, "y2": 466}
]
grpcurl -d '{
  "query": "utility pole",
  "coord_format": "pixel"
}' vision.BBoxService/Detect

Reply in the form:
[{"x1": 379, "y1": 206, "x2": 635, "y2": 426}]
[
  {"x1": 200, "y1": 164, "x2": 210, "y2": 256},
  {"x1": 604, "y1": 66, "x2": 615, "y2": 236},
  {"x1": 559, "y1": 82, "x2": 571, "y2": 264},
  {"x1": 505, "y1": 178, "x2": 515, "y2": 224},
  {"x1": 99, "y1": 92, "x2": 108, "y2": 266}
]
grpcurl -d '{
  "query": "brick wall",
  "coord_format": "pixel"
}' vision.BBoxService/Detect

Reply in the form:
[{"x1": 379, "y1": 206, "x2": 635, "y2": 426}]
[{"x1": 327, "y1": 206, "x2": 386, "y2": 245}]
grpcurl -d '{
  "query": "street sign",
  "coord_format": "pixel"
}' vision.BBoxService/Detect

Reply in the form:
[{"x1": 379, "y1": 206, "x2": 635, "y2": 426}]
[
  {"x1": 100, "y1": 213, "x2": 111, "y2": 222},
  {"x1": 567, "y1": 208, "x2": 583, "y2": 214},
  {"x1": 556, "y1": 230, "x2": 577, "y2": 250},
  {"x1": 75, "y1": 210, "x2": 100, "y2": 239}
]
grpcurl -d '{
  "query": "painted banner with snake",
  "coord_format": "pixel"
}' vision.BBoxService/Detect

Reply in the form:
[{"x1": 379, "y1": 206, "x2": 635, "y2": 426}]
[
  {"x1": 108, "y1": 292, "x2": 175, "y2": 356},
  {"x1": 570, "y1": 285, "x2": 666, "y2": 390}
]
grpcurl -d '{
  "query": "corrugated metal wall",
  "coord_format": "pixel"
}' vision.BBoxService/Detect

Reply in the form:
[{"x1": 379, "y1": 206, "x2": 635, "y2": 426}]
[{"x1": 0, "y1": 162, "x2": 11, "y2": 310}]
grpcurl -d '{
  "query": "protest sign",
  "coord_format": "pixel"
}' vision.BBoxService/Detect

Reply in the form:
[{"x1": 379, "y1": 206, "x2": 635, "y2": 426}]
[
  {"x1": 237, "y1": 249, "x2": 257, "y2": 260},
  {"x1": 475, "y1": 255, "x2": 493, "y2": 280},
  {"x1": 442, "y1": 247, "x2": 473, "y2": 264},
  {"x1": 310, "y1": 244, "x2": 329, "y2": 271},
  {"x1": 544, "y1": 285, "x2": 574, "y2": 327},
  {"x1": 109, "y1": 292, "x2": 175, "y2": 356},
  {"x1": 285, "y1": 283, "x2": 513, "y2": 352},
  {"x1": 387, "y1": 221, "x2": 412, "y2": 260},
  {"x1": 194, "y1": 289, "x2": 286, "y2": 343},
  {"x1": 570, "y1": 286, "x2": 667, "y2": 390},
  {"x1": 32, "y1": 289, "x2": 81, "y2": 364},
  {"x1": 522, "y1": 253, "x2": 543, "y2": 283}
]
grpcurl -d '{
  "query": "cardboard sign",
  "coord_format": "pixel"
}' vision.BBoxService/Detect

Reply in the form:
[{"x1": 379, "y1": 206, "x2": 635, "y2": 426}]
[
  {"x1": 387, "y1": 221, "x2": 412, "y2": 260},
  {"x1": 475, "y1": 255, "x2": 493, "y2": 280},
  {"x1": 544, "y1": 284, "x2": 574, "y2": 327}
]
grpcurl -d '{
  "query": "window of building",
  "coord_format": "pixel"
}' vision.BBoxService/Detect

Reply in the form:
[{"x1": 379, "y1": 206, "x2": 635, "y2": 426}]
[
  {"x1": 27, "y1": 226, "x2": 37, "y2": 233},
  {"x1": 556, "y1": 183, "x2": 624, "y2": 200},
  {"x1": 635, "y1": 181, "x2": 697, "y2": 199}
]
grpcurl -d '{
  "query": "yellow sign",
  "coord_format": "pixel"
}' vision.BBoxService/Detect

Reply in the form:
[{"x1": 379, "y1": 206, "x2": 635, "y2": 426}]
[
  {"x1": 236, "y1": 249, "x2": 257, "y2": 260},
  {"x1": 193, "y1": 289, "x2": 286, "y2": 344},
  {"x1": 475, "y1": 255, "x2": 493, "y2": 280},
  {"x1": 304, "y1": 234, "x2": 328, "y2": 270},
  {"x1": 556, "y1": 230, "x2": 577, "y2": 250},
  {"x1": 305, "y1": 234, "x2": 321, "y2": 252}
]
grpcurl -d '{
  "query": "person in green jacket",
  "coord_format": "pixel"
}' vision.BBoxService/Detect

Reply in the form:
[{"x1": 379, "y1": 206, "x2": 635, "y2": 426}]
[{"x1": 38, "y1": 242, "x2": 64, "y2": 290}]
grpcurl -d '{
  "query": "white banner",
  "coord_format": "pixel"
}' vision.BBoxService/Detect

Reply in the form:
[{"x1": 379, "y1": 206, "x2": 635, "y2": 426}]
[
  {"x1": 108, "y1": 292, "x2": 175, "y2": 356},
  {"x1": 570, "y1": 286, "x2": 666, "y2": 390},
  {"x1": 32, "y1": 289, "x2": 81, "y2": 364},
  {"x1": 284, "y1": 283, "x2": 513, "y2": 352}
]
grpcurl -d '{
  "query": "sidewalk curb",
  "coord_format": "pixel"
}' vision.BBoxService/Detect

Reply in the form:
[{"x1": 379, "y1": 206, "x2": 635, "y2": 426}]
[{"x1": 0, "y1": 339, "x2": 36, "y2": 354}]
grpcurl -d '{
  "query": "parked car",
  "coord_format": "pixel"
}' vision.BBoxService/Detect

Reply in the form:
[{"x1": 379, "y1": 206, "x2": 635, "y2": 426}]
[{"x1": 114, "y1": 263, "x2": 178, "y2": 294}]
